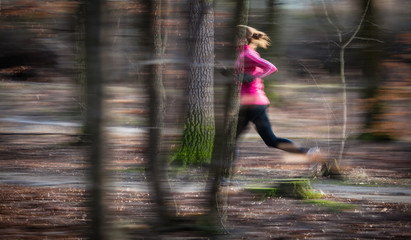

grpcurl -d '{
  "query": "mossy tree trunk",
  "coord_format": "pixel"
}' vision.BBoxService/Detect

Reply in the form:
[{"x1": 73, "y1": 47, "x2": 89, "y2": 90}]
[{"x1": 174, "y1": 0, "x2": 215, "y2": 166}]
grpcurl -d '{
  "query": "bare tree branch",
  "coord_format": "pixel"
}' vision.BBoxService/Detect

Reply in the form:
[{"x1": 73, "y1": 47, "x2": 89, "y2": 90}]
[
  {"x1": 342, "y1": 0, "x2": 370, "y2": 49},
  {"x1": 354, "y1": 36, "x2": 384, "y2": 43},
  {"x1": 321, "y1": 0, "x2": 342, "y2": 42}
]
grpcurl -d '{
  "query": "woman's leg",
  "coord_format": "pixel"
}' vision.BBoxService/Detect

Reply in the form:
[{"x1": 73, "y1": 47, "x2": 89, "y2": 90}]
[
  {"x1": 251, "y1": 106, "x2": 308, "y2": 154},
  {"x1": 236, "y1": 106, "x2": 251, "y2": 139}
]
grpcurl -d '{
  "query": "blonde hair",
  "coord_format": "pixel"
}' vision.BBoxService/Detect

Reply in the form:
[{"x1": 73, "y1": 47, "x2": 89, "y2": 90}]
[{"x1": 237, "y1": 25, "x2": 271, "y2": 49}]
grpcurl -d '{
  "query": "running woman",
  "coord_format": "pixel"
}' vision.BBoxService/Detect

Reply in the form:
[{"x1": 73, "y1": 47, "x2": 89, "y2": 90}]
[{"x1": 235, "y1": 25, "x2": 319, "y2": 156}]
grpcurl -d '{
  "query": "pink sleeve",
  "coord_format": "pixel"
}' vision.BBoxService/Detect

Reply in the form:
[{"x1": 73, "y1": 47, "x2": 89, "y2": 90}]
[{"x1": 246, "y1": 51, "x2": 277, "y2": 78}]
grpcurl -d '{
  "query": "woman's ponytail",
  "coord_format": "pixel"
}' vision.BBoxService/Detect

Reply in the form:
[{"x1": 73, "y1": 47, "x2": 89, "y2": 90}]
[{"x1": 237, "y1": 25, "x2": 270, "y2": 49}]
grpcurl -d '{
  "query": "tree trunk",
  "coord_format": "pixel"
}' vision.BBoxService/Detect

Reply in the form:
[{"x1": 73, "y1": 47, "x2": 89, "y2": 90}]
[
  {"x1": 174, "y1": 0, "x2": 215, "y2": 166},
  {"x1": 221, "y1": 0, "x2": 250, "y2": 179},
  {"x1": 357, "y1": 0, "x2": 389, "y2": 141},
  {"x1": 206, "y1": 0, "x2": 249, "y2": 227},
  {"x1": 74, "y1": 1, "x2": 89, "y2": 144},
  {"x1": 83, "y1": 0, "x2": 107, "y2": 238},
  {"x1": 145, "y1": 0, "x2": 175, "y2": 225}
]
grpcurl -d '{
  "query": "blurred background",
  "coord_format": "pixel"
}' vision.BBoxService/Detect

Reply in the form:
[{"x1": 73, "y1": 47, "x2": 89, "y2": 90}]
[
  {"x1": 1, "y1": 0, "x2": 410, "y2": 139},
  {"x1": 0, "y1": 0, "x2": 410, "y2": 239}
]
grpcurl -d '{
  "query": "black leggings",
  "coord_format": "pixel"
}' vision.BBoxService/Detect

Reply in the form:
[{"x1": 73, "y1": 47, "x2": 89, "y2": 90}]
[{"x1": 236, "y1": 105, "x2": 307, "y2": 154}]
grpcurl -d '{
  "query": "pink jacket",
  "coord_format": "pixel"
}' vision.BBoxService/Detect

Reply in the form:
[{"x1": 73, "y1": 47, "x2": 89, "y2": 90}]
[{"x1": 235, "y1": 45, "x2": 277, "y2": 105}]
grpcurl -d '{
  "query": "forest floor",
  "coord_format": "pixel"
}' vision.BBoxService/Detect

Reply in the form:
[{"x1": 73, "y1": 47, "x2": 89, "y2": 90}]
[
  {"x1": 1, "y1": 81, "x2": 411, "y2": 239},
  {"x1": 1, "y1": 120, "x2": 411, "y2": 239}
]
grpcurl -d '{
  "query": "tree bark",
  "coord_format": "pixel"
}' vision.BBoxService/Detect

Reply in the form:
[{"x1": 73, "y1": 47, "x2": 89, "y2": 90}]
[{"x1": 174, "y1": 0, "x2": 215, "y2": 166}]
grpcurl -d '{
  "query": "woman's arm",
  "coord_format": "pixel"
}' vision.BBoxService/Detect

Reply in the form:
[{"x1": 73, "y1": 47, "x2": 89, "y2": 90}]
[{"x1": 246, "y1": 50, "x2": 277, "y2": 78}]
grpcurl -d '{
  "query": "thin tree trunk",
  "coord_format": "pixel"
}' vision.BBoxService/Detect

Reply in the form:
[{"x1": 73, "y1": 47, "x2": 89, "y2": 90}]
[
  {"x1": 338, "y1": 47, "x2": 347, "y2": 161},
  {"x1": 206, "y1": 0, "x2": 249, "y2": 228},
  {"x1": 83, "y1": 0, "x2": 106, "y2": 238},
  {"x1": 320, "y1": 0, "x2": 370, "y2": 177},
  {"x1": 337, "y1": 0, "x2": 370, "y2": 161},
  {"x1": 74, "y1": 1, "x2": 89, "y2": 144},
  {"x1": 357, "y1": 0, "x2": 386, "y2": 140},
  {"x1": 145, "y1": 0, "x2": 175, "y2": 225},
  {"x1": 221, "y1": 0, "x2": 250, "y2": 179}
]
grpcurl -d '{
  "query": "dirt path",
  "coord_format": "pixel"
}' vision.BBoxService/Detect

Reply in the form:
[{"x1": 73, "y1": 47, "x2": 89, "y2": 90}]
[{"x1": 1, "y1": 118, "x2": 410, "y2": 202}]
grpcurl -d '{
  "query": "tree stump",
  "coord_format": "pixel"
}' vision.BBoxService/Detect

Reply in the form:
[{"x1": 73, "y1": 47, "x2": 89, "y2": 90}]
[{"x1": 246, "y1": 178, "x2": 321, "y2": 199}]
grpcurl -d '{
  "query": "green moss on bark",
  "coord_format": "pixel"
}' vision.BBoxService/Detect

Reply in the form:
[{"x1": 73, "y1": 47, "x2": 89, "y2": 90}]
[
  {"x1": 172, "y1": 124, "x2": 214, "y2": 166},
  {"x1": 247, "y1": 179, "x2": 322, "y2": 199}
]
